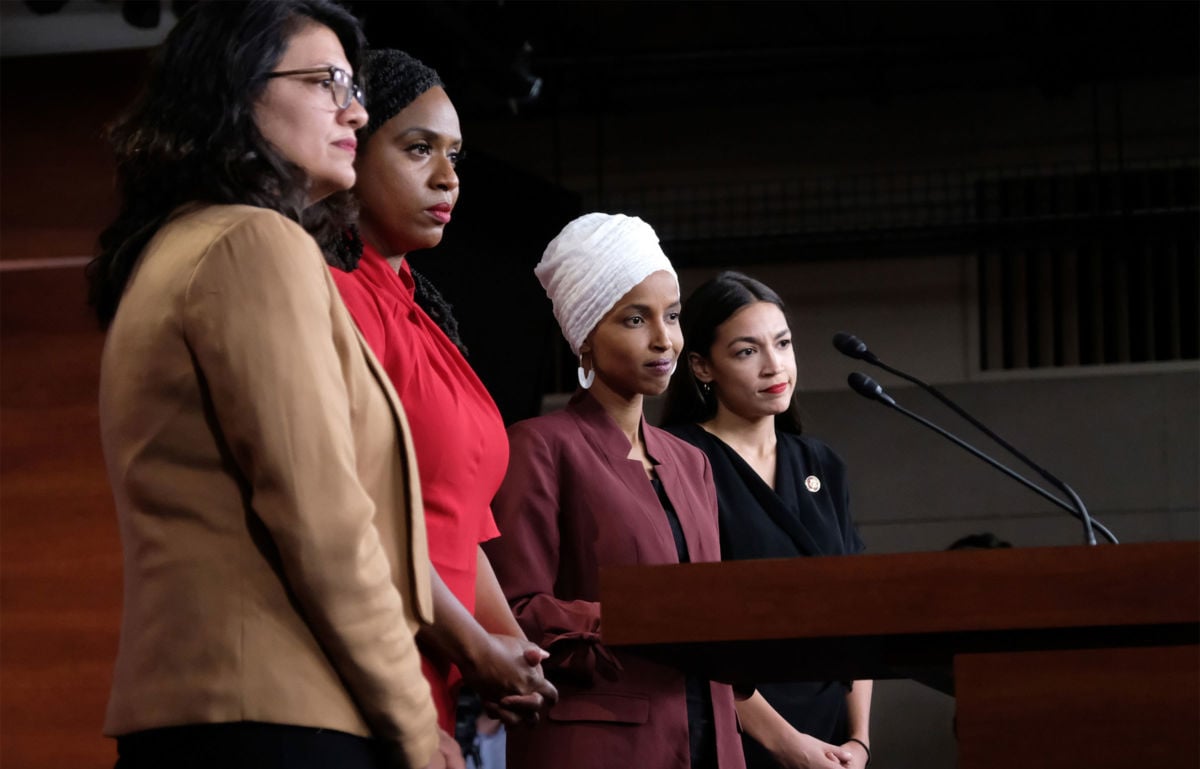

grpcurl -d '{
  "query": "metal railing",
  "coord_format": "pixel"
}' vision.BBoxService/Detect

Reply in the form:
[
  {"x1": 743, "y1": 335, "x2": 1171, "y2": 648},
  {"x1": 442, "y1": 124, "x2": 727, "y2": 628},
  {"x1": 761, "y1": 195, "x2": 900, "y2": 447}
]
[{"x1": 592, "y1": 157, "x2": 1198, "y2": 246}]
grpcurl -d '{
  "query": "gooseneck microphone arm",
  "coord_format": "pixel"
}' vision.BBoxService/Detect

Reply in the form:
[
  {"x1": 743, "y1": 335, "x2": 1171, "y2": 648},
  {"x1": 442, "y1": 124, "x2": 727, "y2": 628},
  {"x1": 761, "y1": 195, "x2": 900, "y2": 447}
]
[
  {"x1": 847, "y1": 372, "x2": 1114, "y2": 545},
  {"x1": 835, "y1": 333, "x2": 1115, "y2": 545}
]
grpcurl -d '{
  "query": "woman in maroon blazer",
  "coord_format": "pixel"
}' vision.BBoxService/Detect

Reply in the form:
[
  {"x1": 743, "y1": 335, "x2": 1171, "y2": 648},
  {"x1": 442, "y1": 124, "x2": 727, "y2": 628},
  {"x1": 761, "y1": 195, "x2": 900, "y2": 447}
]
[{"x1": 483, "y1": 213, "x2": 746, "y2": 769}]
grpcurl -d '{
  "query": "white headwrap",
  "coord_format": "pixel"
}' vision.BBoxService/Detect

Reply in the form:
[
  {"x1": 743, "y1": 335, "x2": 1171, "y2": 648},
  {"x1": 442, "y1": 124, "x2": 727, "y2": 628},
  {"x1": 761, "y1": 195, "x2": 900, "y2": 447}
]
[{"x1": 535, "y1": 213, "x2": 678, "y2": 355}]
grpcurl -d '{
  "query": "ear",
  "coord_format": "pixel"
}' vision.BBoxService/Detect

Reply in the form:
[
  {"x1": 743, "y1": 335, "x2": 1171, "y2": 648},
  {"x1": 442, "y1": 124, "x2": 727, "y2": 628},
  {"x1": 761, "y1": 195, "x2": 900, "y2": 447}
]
[
  {"x1": 688, "y1": 351, "x2": 713, "y2": 383},
  {"x1": 579, "y1": 337, "x2": 593, "y2": 357}
]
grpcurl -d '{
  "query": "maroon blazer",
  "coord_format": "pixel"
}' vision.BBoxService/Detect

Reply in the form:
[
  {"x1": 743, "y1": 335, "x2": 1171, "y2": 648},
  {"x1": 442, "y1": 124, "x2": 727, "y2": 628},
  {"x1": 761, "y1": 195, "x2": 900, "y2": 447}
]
[{"x1": 485, "y1": 391, "x2": 745, "y2": 769}]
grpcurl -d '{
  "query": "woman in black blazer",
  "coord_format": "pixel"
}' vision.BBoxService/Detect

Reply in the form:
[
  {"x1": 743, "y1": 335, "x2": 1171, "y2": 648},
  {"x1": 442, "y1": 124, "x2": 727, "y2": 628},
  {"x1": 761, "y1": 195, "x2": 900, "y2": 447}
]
[{"x1": 663, "y1": 271, "x2": 872, "y2": 769}]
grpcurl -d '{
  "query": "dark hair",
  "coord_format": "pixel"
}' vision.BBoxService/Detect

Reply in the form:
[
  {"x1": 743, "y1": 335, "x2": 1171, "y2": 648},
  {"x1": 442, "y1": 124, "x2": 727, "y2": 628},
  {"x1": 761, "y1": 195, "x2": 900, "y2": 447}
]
[
  {"x1": 360, "y1": 48, "x2": 444, "y2": 140},
  {"x1": 321, "y1": 47, "x2": 444, "y2": 270},
  {"x1": 318, "y1": 48, "x2": 444, "y2": 272},
  {"x1": 86, "y1": 0, "x2": 366, "y2": 326},
  {"x1": 320, "y1": 47, "x2": 467, "y2": 356},
  {"x1": 661, "y1": 270, "x2": 804, "y2": 433}
]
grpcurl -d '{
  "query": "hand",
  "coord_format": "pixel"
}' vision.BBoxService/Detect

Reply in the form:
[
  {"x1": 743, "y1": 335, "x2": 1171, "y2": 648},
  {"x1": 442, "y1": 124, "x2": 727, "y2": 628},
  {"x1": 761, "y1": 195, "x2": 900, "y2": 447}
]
[
  {"x1": 460, "y1": 633, "x2": 558, "y2": 726},
  {"x1": 837, "y1": 739, "x2": 870, "y2": 768},
  {"x1": 481, "y1": 692, "x2": 545, "y2": 727},
  {"x1": 769, "y1": 730, "x2": 853, "y2": 769},
  {"x1": 422, "y1": 727, "x2": 465, "y2": 769}
]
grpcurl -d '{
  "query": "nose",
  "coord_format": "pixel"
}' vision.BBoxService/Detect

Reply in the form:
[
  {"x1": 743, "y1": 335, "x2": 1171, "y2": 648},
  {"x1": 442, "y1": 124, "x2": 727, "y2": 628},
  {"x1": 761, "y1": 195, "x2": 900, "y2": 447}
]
[
  {"x1": 431, "y1": 154, "x2": 459, "y2": 192},
  {"x1": 340, "y1": 97, "x2": 367, "y2": 130},
  {"x1": 762, "y1": 345, "x2": 784, "y2": 374},
  {"x1": 649, "y1": 318, "x2": 672, "y2": 351}
]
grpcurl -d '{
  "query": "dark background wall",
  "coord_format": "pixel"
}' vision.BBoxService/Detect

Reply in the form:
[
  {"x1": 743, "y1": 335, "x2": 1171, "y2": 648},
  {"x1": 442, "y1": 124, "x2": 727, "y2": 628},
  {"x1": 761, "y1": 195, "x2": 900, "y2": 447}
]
[
  {"x1": 346, "y1": 0, "x2": 1199, "y2": 417},
  {"x1": 1, "y1": 2, "x2": 1196, "y2": 767}
]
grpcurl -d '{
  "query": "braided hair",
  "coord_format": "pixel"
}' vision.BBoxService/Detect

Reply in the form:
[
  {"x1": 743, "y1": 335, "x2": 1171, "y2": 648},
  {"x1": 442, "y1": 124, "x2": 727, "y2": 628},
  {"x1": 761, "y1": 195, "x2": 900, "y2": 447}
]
[
  {"x1": 359, "y1": 49, "x2": 443, "y2": 142},
  {"x1": 318, "y1": 48, "x2": 467, "y2": 355},
  {"x1": 410, "y1": 266, "x2": 467, "y2": 357}
]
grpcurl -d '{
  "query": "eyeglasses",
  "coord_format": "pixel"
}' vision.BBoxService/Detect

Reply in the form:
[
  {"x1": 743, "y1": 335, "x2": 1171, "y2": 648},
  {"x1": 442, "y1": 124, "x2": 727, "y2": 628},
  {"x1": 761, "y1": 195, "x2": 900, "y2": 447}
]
[{"x1": 267, "y1": 66, "x2": 365, "y2": 110}]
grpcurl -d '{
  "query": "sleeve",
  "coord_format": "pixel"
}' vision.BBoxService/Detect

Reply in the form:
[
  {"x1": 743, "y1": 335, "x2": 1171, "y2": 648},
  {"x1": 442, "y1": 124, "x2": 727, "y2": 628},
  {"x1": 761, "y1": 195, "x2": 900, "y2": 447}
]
[
  {"x1": 182, "y1": 213, "x2": 436, "y2": 768},
  {"x1": 484, "y1": 422, "x2": 616, "y2": 684}
]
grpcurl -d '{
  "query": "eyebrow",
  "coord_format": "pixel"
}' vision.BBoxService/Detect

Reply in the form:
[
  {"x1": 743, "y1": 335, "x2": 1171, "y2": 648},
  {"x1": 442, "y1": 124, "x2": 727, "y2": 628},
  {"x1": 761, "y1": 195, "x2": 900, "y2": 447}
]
[
  {"x1": 725, "y1": 328, "x2": 790, "y2": 347},
  {"x1": 395, "y1": 126, "x2": 463, "y2": 145},
  {"x1": 620, "y1": 300, "x2": 681, "y2": 313}
]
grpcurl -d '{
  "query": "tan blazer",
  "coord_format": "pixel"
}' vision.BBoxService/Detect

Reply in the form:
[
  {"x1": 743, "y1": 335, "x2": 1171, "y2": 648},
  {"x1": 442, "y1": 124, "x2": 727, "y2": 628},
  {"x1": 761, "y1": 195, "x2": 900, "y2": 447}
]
[{"x1": 98, "y1": 204, "x2": 436, "y2": 767}]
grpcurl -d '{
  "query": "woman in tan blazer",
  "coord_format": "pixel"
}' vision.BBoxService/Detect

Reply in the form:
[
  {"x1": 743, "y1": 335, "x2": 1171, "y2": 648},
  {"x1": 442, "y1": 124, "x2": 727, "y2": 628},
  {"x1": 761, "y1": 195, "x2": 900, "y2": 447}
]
[{"x1": 86, "y1": 2, "x2": 438, "y2": 767}]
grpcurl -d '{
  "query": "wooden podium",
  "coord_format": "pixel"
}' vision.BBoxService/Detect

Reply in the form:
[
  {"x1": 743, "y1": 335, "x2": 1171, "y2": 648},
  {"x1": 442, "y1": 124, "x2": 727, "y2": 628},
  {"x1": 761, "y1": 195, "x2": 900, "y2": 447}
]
[{"x1": 599, "y1": 541, "x2": 1199, "y2": 768}]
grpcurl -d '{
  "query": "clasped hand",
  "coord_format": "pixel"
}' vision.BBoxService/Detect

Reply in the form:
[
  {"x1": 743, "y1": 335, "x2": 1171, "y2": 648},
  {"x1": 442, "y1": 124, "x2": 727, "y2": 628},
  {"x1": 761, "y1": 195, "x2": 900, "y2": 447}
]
[{"x1": 460, "y1": 633, "x2": 558, "y2": 726}]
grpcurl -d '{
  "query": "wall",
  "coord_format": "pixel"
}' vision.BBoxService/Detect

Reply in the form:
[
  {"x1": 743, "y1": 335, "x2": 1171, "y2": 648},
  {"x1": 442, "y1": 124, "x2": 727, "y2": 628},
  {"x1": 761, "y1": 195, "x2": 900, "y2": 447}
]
[
  {"x1": 1, "y1": 22, "x2": 1196, "y2": 769},
  {"x1": 469, "y1": 79, "x2": 1200, "y2": 195},
  {"x1": 665, "y1": 254, "x2": 1198, "y2": 769},
  {"x1": 1, "y1": 267, "x2": 118, "y2": 769},
  {"x1": 1, "y1": 50, "x2": 142, "y2": 769},
  {"x1": 668, "y1": 255, "x2": 1200, "y2": 552},
  {"x1": 503, "y1": 65, "x2": 1198, "y2": 769}
]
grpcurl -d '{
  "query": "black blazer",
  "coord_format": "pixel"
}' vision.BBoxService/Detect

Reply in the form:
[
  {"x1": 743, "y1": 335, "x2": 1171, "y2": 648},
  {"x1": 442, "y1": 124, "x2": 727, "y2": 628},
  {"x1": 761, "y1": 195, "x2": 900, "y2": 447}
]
[{"x1": 667, "y1": 423, "x2": 865, "y2": 753}]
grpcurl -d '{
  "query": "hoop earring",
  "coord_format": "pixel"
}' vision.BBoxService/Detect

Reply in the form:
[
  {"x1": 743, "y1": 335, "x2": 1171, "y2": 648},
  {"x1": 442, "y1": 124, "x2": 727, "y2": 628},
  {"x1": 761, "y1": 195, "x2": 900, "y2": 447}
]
[{"x1": 577, "y1": 355, "x2": 595, "y2": 390}]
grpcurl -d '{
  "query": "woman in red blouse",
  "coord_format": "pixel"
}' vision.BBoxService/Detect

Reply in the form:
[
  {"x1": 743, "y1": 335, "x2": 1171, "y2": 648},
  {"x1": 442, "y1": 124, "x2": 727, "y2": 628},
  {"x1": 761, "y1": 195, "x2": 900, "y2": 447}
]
[{"x1": 326, "y1": 49, "x2": 556, "y2": 756}]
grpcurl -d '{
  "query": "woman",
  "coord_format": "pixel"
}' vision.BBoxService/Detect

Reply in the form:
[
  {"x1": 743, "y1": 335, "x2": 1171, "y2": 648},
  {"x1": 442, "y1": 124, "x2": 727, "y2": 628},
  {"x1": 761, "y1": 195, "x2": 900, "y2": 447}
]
[
  {"x1": 482, "y1": 213, "x2": 747, "y2": 769},
  {"x1": 88, "y1": 3, "x2": 438, "y2": 767},
  {"x1": 326, "y1": 49, "x2": 557, "y2": 737},
  {"x1": 662, "y1": 271, "x2": 872, "y2": 769}
]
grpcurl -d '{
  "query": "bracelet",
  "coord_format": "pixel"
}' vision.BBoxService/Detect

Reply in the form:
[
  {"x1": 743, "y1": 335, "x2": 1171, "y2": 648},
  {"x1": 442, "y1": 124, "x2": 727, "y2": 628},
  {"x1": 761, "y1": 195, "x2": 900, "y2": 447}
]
[{"x1": 847, "y1": 737, "x2": 871, "y2": 765}]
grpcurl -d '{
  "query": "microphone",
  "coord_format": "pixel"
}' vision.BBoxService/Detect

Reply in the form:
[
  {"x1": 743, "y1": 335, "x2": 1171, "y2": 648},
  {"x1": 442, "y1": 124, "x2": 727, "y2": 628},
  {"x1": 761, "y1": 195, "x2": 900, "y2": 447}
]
[
  {"x1": 835, "y1": 332, "x2": 1115, "y2": 546},
  {"x1": 847, "y1": 371, "x2": 895, "y2": 406},
  {"x1": 833, "y1": 332, "x2": 875, "y2": 362},
  {"x1": 845, "y1": 372, "x2": 1114, "y2": 546}
]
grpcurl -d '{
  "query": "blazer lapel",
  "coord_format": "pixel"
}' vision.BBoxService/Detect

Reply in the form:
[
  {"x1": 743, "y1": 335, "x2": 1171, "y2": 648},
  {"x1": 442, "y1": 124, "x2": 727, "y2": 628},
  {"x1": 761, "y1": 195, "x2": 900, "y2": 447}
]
[
  {"x1": 724, "y1": 438, "x2": 825, "y2": 557},
  {"x1": 351, "y1": 323, "x2": 434, "y2": 624},
  {"x1": 696, "y1": 429, "x2": 825, "y2": 554},
  {"x1": 566, "y1": 393, "x2": 680, "y2": 563},
  {"x1": 648, "y1": 456, "x2": 708, "y2": 563}
]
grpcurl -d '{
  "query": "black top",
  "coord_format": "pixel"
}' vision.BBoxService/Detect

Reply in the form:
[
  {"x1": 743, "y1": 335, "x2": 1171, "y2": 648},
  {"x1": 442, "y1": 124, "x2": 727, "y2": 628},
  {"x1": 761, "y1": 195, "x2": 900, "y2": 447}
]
[
  {"x1": 651, "y1": 475, "x2": 717, "y2": 769},
  {"x1": 666, "y1": 424, "x2": 865, "y2": 761}
]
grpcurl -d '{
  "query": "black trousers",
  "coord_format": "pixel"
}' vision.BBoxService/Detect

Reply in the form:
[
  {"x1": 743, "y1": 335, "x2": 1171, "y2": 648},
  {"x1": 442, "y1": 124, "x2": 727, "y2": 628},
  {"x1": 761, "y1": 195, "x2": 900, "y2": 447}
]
[{"x1": 115, "y1": 721, "x2": 389, "y2": 769}]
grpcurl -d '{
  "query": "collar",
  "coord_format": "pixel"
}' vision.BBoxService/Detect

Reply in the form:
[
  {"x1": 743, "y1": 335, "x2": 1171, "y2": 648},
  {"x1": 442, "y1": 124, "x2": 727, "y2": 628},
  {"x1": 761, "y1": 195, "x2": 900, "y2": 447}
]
[
  {"x1": 566, "y1": 390, "x2": 664, "y2": 467},
  {"x1": 361, "y1": 240, "x2": 416, "y2": 297}
]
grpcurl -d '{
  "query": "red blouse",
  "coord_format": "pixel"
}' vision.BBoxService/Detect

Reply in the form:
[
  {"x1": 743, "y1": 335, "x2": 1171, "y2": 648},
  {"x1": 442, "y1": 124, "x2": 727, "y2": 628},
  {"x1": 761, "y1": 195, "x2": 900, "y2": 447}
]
[{"x1": 332, "y1": 243, "x2": 507, "y2": 731}]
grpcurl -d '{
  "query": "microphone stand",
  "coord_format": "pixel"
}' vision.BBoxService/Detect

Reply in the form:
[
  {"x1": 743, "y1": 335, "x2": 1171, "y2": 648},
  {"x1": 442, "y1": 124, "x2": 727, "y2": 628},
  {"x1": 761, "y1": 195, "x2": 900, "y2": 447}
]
[
  {"x1": 847, "y1": 371, "x2": 1116, "y2": 545},
  {"x1": 836, "y1": 334, "x2": 1115, "y2": 545}
]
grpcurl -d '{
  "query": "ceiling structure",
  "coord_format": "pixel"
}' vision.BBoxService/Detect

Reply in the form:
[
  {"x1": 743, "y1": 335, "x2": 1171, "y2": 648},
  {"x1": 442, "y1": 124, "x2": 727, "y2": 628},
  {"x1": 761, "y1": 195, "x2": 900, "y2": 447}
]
[
  {"x1": 347, "y1": 1, "x2": 1199, "y2": 119},
  {"x1": 3, "y1": 1, "x2": 1195, "y2": 116}
]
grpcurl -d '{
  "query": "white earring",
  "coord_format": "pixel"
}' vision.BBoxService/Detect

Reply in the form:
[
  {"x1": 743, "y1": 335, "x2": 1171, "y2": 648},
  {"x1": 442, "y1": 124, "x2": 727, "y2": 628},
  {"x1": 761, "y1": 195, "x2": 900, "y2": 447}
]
[{"x1": 577, "y1": 355, "x2": 595, "y2": 390}]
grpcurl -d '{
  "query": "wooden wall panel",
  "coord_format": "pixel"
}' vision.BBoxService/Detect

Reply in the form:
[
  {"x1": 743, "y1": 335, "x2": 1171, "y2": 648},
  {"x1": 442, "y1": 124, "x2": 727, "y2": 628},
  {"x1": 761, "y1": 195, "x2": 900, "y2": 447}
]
[
  {"x1": 2, "y1": 268, "x2": 120, "y2": 769},
  {"x1": 1, "y1": 49, "x2": 146, "y2": 769},
  {"x1": 0, "y1": 51, "x2": 144, "y2": 262},
  {"x1": 955, "y1": 645, "x2": 1200, "y2": 769}
]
